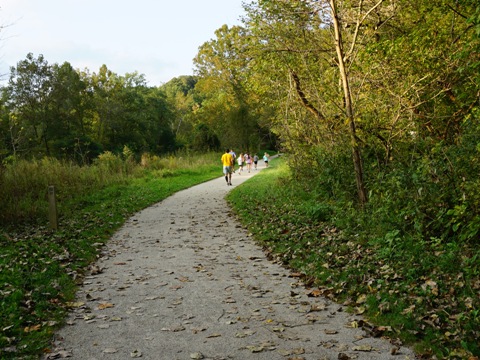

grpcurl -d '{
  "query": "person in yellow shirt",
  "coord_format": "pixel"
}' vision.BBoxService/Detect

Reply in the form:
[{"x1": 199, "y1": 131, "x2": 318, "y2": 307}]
[{"x1": 221, "y1": 149, "x2": 234, "y2": 186}]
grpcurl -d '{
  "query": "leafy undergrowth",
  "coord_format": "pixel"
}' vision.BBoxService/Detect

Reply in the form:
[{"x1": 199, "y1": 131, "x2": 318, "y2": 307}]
[
  {"x1": 227, "y1": 158, "x2": 480, "y2": 360},
  {"x1": 0, "y1": 165, "x2": 220, "y2": 359}
]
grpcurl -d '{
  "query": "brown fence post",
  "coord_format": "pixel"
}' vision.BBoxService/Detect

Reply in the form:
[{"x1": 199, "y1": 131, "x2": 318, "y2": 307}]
[{"x1": 48, "y1": 185, "x2": 58, "y2": 230}]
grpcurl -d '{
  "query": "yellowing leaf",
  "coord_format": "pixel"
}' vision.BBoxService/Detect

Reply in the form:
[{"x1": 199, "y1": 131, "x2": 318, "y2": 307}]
[
  {"x1": 97, "y1": 302, "x2": 114, "y2": 310},
  {"x1": 352, "y1": 345, "x2": 374, "y2": 351},
  {"x1": 24, "y1": 324, "x2": 41, "y2": 333},
  {"x1": 356, "y1": 294, "x2": 367, "y2": 304},
  {"x1": 246, "y1": 345, "x2": 264, "y2": 353}
]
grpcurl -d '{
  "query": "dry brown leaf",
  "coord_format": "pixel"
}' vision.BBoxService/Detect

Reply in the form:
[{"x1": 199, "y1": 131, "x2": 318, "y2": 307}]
[
  {"x1": 97, "y1": 302, "x2": 114, "y2": 310},
  {"x1": 246, "y1": 345, "x2": 264, "y2": 353},
  {"x1": 206, "y1": 333, "x2": 221, "y2": 338},
  {"x1": 130, "y1": 349, "x2": 142, "y2": 358},
  {"x1": 306, "y1": 289, "x2": 322, "y2": 297},
  {"x1": 24, "y1": 324, "x2": 41, "y2": 333}
]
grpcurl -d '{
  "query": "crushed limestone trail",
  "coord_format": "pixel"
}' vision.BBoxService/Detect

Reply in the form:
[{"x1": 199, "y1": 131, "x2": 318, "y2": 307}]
[{"x1": 51, "y1": 168, "x2": 415, "y2": 360}]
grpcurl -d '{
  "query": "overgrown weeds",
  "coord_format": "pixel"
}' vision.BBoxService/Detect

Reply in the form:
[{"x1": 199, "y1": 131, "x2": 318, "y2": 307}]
[{"x1": 227, "y1": 158, "x2": 480, "y2": 359}]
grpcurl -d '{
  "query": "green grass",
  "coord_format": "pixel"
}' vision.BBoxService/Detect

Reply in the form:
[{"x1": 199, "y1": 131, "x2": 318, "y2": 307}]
[
  {"x1": 0, "y1": 156, "x2": 221, "y2": 359},
  {"x1": 226, "y1": 157, "x2": 480, "y2": 360}
]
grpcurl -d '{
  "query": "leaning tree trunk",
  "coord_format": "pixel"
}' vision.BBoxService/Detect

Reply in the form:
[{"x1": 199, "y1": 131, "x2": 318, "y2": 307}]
[{"x1": 330, "y1": 0, "x2": 368, "y2": 206}]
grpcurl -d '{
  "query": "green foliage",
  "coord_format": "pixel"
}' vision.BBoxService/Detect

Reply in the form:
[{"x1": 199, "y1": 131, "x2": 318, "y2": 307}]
[
  {"x1": 191, "y1": 123, "x2": 221, "y2": 152},
  {"x1": 193, "y1": 25, "x2": 273, "y2": 151},
  {"x1": 1, "y1": 56, "x2": 177, "y2": 164}
]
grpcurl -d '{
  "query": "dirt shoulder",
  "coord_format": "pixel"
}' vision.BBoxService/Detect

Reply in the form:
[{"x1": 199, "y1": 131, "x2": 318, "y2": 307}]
[{"x1": 50, "y1": 169, "x2": 415, "y2": 360}]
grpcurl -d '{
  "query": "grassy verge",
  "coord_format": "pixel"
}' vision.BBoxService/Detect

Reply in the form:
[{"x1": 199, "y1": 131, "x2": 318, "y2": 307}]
[
  {"x1": 0, "y1": 156, "x2": 221, "y2": 359},
  {"x1": 226, "y1": 157, "x2": 479, "y2": 360}
]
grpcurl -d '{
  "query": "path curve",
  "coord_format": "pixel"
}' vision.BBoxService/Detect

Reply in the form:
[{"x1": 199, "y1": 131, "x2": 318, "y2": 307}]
[{"x1": 50, "y1": 167, "x2": 415, "y2": 360}]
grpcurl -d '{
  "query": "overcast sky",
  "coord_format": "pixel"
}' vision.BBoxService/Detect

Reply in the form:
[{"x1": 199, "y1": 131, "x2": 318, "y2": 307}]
[{"x1": 0, "y1": 0, "x2": 245, "y2": 86}]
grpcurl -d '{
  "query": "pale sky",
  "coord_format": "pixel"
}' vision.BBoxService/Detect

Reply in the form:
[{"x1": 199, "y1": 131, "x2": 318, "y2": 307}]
[{"x1": 0, "y1": 0, "x2": 245, "y2": 86}]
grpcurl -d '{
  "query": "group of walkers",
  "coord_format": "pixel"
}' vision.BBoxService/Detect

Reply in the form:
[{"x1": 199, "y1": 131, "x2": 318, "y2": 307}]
[{"x1": 221, "y1": 149, "x2": 270, "y2": 186}]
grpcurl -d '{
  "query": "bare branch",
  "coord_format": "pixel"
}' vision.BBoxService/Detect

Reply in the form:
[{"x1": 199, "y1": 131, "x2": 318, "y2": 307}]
[{"x1": 347, "y1": 0, "x2": 384, "y2": 59}]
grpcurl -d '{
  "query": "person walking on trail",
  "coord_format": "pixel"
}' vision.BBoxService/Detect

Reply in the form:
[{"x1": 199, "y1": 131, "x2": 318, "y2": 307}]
[
  {"x1": 253, "y1": 153, "x2": 259, "y2": 170},
  {"x1": 263, "y1": 152, "x2": 270, "y2": 167},
  {"x1": 237, "y1": 153, "x2": 244, "y2": 175},
  {"x1": 221, "y1": 149, "x2": 234, "y2": 186},
  {"x1": 229, "y1": 149, "x2": 237, "y2": 173},
  {"x1": 245, "y1": 153, "x2": 252, "y2": 173}
]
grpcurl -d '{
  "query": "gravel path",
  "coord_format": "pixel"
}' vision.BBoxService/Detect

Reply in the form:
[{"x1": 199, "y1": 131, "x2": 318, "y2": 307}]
[{"x1": 50, "y1": 167, "x2": 415, "y2": 360}]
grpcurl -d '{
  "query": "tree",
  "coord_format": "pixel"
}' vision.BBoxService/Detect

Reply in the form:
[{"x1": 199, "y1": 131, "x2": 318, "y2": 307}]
[
  {"x1": 194, "y1": 25, "x2": 264, "y2": 151},
  {"x1": 84, "y1": 66, "x2": 175, "y2": 155},
  {"x1": 7, "y1": 53, "x2": 55, "y2": 157},
  {"x1": 160, "y1": 76, "x2": 199, "y2": 148},
  {"x1": 243, "y1": 0, "x2": 372, "y2": 203}
]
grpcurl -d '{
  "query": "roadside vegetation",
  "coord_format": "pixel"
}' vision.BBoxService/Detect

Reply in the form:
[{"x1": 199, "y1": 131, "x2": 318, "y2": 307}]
[
  {"x1": 0, "y1": 152, "x2": 220, "y2": 359},
  {"x1": 227, "y1": 157, "x2": 480, "y2": 359}
]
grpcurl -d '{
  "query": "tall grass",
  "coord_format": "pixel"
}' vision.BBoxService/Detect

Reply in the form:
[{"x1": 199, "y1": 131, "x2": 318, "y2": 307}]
[{"x1": 0, "y1": 151, "x2": 220, "y2": 227}]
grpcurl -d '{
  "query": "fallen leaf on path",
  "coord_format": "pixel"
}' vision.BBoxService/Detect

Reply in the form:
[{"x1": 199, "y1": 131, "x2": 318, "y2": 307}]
[
  {"x1": 352, "y1": 345, "x2": 374, "y2": 352},
  {"x1": 191, "y1": 327, "x2": 207, "y2": 334},
  {"x1": 306, "y1": 289, "x2": 323, "y2": 297},
  {"x1": 324, "y1": 329, "x2": 338, "y2": 335},
  {"x1": 130, "y1": 349, "x2": 142, "y2": 358},
  {"x1": 190, "y1": 352, "x2": 204, "y2": 359},
  {"x1": 347, "y1": 321, "x2": 359, "y2": 328},
  {"x1": 235, "y1": 330, "x2": 256, "y2": 338},
  {"x1": 291, "y1": 348, "x2": 305, "y2": 355},
  {"x1": 161, "y1": 325, "x2": 186, "y2": 332},
  {"x1": 97, "y1": 302, "x2": 114, "y2": 310},
  {"x1": 246, "y1": 346, "x2": 265, "y2": 353},
  {"x1": 310, "y1": 303, "x2": 326, "y2": 312},
  {"x1": 103, "y1": 348, "x2": 118, "y2": 353},
  {"x1": 45, "y1": 350, "x2": 73, "y2": 359}
]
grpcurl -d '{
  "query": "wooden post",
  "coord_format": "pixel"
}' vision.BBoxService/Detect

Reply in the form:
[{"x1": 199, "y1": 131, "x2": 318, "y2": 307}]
[{"x1": 48, "y1": 185, "x2": 58, "y2": 230}]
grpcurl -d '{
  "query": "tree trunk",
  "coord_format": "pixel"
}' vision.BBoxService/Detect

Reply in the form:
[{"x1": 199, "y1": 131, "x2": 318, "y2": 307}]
[{"x1": 330, "y1": 0, "x2": 368, "y2": 206}]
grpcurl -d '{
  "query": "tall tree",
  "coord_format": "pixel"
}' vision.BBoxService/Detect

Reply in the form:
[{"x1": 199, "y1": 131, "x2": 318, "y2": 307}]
[
  {"x1": 160, "y1": 76, "x2": 199, "y2": 148},
  {"x1": 194, "y1": 25, "x2": 263, "y2": 151},
  {"x1": 7, "y1": 53, "x2": 54, "y2": 157}
]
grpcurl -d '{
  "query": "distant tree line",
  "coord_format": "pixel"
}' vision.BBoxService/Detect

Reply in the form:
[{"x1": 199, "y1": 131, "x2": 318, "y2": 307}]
[
  {"x1": 0, "y1": 54, "x2": 175, "y2": 163},
  {"x1": 0, "y1": 52, "x2": 275, "y2": 165}
]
